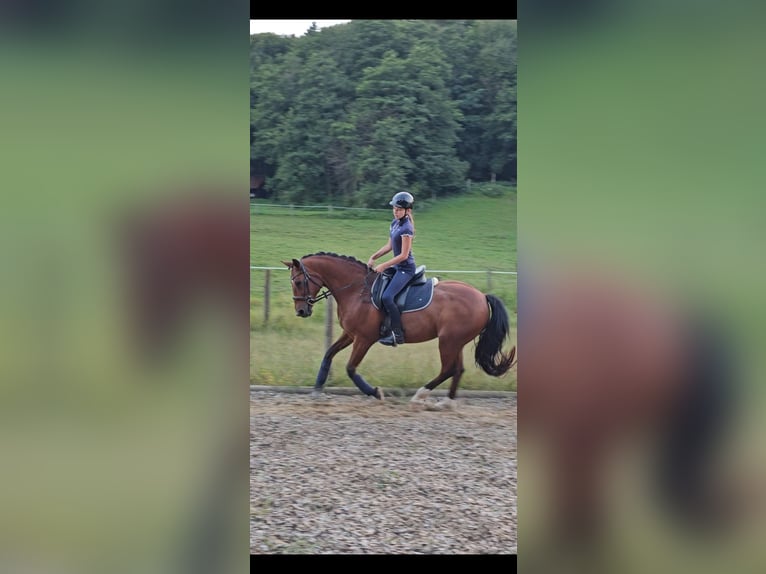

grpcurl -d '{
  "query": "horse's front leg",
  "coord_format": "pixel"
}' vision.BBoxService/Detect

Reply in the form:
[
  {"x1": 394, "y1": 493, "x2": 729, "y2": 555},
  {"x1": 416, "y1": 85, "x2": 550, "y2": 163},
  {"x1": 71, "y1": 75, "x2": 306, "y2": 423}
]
[
  {"x1": 345, "y1": 337, "x2": 384, "y2": 400},
  {"x1": 313, "y1": 331, "x2": 353, "y2": 394}
]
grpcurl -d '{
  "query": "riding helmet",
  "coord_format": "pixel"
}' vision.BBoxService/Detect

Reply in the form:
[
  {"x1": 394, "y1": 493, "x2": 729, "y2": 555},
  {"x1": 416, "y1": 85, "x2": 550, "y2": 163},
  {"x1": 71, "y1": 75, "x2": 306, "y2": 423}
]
[{"x1": 389, "y1": 191, "x2": 414, "y2": 209}]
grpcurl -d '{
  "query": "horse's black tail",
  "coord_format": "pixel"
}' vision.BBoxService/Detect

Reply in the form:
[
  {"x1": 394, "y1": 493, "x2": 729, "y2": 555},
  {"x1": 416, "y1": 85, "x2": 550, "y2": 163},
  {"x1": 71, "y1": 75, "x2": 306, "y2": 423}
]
[{"x1": 475, "y1": 294, "x2": 517, "y2": 377}]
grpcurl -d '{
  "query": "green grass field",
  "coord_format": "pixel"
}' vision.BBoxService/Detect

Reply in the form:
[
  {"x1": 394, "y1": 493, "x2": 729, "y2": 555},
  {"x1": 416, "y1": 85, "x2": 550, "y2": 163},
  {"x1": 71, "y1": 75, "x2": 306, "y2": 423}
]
[{"x1": 250, "y1": 184, "x2": 517, "y2": 392}]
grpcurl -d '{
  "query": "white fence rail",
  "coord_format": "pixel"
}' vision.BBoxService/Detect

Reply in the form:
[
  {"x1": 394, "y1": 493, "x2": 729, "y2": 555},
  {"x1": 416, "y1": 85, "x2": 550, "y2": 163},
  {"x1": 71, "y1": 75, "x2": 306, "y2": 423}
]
[
  {"x1": 250, "y1": 267, "x2": 516, "y2": 294},
  {"x1": 250, "y1": 266, "x2": 516, "y2": 304},
  {"x1": 250, "y1": 203, "x2": 389, "y2": 217},
  {"x1": 251, "y1": 266, "x2": 516, "y2": 274},
  {"x1": 251, "y1": 203, "x2": 388, "y2": 211}
]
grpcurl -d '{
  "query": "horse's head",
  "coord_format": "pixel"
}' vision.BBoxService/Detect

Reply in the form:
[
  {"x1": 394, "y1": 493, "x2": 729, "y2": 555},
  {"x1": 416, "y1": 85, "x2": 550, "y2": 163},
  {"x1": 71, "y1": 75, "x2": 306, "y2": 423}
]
[{"x1": 282, "y1": 258, "x2": 325, "y2": 318}]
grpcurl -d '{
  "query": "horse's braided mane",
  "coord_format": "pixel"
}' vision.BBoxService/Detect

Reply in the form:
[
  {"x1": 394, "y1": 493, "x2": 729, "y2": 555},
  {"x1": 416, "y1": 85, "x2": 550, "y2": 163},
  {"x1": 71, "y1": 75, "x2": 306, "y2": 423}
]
[{"x1": 302, "y1": 251, "x2": 368, "y2": 270}]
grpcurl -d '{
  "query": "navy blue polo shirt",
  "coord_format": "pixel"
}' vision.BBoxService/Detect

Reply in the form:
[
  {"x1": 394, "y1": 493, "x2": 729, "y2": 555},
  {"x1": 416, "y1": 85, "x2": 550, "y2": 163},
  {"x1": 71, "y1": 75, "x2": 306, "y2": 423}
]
[{"x1": 390, "y1": 215, "x2": 416, "y2": 272}]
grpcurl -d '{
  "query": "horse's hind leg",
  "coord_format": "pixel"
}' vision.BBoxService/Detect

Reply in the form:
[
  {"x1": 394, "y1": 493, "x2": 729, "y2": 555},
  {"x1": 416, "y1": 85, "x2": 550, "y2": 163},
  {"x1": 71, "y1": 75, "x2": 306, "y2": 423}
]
[
  {"x1": 345, "y1": 338, "x2": 383, "y2": 400},
  {"x1": 427, "y1": 350, "x2": 466, "y2": 411},
  {"x1": 313, "y1": 331, "x2": 353, "y2": 394},
  {"x1": 410, "y1": 339, "x2": 461, "y2": 407},
  {"x1": 446, "y1": 349, "x2": 465, "y2": 400}
]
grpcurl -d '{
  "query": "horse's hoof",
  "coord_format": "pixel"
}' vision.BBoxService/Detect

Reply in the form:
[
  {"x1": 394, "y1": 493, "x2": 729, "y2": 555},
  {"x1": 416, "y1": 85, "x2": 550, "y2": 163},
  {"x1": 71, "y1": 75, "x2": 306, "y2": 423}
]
[
  {"x1": 432, "y1": 397, "x2": 457, "y2": 411},
  {"x1": 374, "y1": 387, "x2": 385, "y2": 401},
  {"x1": 409, "y1": 400, "x2": 427, "y2": 411},
  {"x1": 310, "y1": 390, "x2": 325, "y2": 399}
]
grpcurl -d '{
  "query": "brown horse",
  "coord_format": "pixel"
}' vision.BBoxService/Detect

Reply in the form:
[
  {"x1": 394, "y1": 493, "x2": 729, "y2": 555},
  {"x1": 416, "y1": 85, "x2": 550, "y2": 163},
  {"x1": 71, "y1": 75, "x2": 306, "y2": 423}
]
[{"x1": 281, "y1": 252, "x2": 516, "y2": 408}]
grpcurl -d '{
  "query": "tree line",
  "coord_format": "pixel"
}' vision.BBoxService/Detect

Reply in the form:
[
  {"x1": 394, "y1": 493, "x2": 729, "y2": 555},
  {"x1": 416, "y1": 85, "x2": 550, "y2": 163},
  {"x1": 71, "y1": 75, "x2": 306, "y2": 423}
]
[{"x1": 250, "y1": 19, "x2": 517, "y2": 207}]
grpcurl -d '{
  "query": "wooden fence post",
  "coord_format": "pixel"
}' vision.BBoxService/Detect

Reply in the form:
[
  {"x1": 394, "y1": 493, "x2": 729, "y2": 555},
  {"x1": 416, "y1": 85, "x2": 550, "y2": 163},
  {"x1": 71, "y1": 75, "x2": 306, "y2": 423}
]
[
  {"x1": 325, "y1": 296, "x2": 334, "y2": 350},
  {"x1": 264, "y1": 269, "x2": 270, "y2": 323}
]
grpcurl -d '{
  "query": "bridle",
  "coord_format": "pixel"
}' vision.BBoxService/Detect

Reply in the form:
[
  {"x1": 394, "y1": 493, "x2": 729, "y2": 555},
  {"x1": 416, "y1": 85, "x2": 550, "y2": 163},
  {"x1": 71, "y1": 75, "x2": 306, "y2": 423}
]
[
  {"x1": 290, "y1": 259, "x2": 331, "y2": 306},
  {"x1": 290, "y1": 258, "x2": 376, "y2": 307}
]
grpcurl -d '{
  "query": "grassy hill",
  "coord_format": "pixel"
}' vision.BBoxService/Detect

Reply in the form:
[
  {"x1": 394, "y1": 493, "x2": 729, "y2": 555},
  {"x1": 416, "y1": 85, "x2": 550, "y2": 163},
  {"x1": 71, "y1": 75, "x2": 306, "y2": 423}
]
[{"x1": 250, "y1": 184, "x2": 517, "y2": 392}]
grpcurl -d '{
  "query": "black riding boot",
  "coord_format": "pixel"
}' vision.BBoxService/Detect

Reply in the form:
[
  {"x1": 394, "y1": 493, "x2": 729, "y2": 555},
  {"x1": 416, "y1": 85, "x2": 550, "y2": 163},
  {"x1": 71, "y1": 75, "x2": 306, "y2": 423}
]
[
  {"x1": 379, "y1": 324, "x2": 405, "y2": 347},
  {"x1": 380, "y1": 288, "x2": 406, "y2": 346}
]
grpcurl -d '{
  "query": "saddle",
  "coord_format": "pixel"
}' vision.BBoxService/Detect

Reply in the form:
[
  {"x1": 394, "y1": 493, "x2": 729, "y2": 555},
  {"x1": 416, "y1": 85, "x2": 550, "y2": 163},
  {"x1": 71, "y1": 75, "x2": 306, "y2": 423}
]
[{"x1": 371, "y1": 266, "x2": 437, "y2": 335}]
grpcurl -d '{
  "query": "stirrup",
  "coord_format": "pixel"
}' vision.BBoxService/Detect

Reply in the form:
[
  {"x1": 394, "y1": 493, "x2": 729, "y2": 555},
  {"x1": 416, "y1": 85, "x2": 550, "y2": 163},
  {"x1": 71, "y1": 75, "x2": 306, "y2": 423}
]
[
  {"x1": 378, "y1": 328, "x2": 404, "y2": 347},
  {"x1": 378, "y1": 332, "x2": 398, "y2": 347}
]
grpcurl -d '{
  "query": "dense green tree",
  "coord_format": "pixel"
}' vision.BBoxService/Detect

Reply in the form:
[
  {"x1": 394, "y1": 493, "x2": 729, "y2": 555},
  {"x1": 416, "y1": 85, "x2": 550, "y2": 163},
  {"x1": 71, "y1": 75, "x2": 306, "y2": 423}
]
[
  {"x1": 474, "y1": 20, "x2": 517, "y2": 182},
  {"x1": 406, "y1": 41, "x2": 468, "y2": 197},
  {"x1": 431, "y1": 20, "x2": 517, "y2": 182},
  {"x1": 326, "y1": 20, "x2": 413, "y2": 82},
  {"x1": 349, "y1": 44, "x2": 466, "y2": 206},
  {"x1": 249, "y1": 19, "x2": 516, "y2": 204},
  {"x1": 270, "y1": 52, "x2": 353, "y2": 203},
  {"x1": 250, "y1": 56, "x2": 296, "y2": 181},
  {"x1": 486, "y1": 79, "x2": 517, "y2": 181},
  {"x1": 249, "y1": 33, "x2": 292, "y2": 72}
]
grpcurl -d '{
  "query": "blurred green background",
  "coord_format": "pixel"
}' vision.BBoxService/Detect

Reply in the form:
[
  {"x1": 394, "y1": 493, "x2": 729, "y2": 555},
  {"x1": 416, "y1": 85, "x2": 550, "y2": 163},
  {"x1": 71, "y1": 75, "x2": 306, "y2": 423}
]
[
  {"x1": 521, "y1": 4, "x2": 766, "y2": 573},
  {"x1": 0, "y1": 6, "x2": 248, "y2": 574}
]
